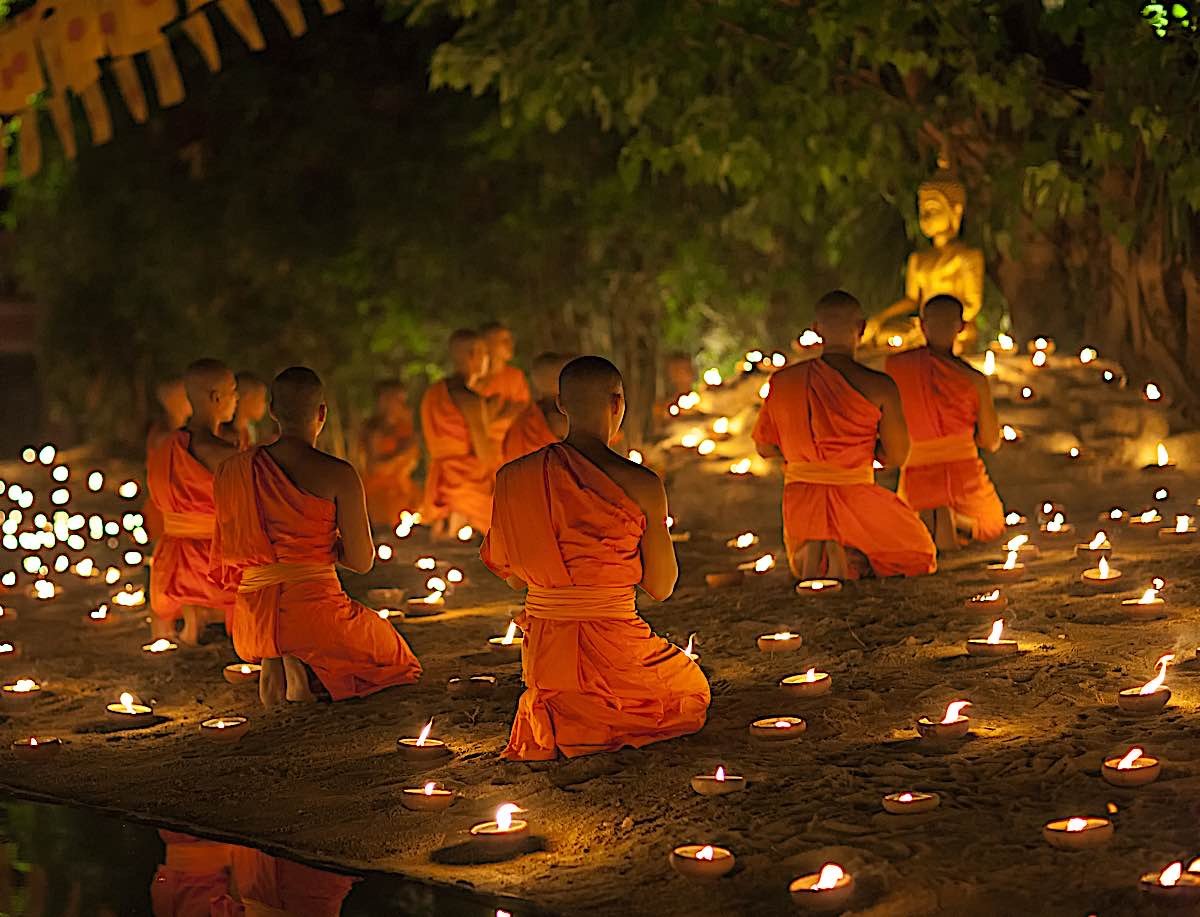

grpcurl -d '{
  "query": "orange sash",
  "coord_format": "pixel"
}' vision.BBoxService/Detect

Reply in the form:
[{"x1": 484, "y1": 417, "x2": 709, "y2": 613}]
[
  {"x1": 524, "y1": 585, "x2": 638, "y2": 622},
  {"x1": 162, "y1": 510, "x2": 215, "y2": 539},
  {"x1": 785, "y1": 462, "x2": 874, "y2": 486},
  {"x1": 906, "y1": 432, "x2": 979, "y2": 467},
  {"x1": 237, "y1": 562, "x2": 337, "y2": 593}
]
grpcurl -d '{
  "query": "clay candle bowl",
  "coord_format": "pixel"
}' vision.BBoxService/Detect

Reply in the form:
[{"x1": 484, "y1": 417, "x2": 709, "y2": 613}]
[
  {"x1": 795, "y1": 579, "x2": 841, "y2": 596},
  {"x1": 200, "y1": 717, "x2": 248, "y2": 743},
  {"x1": 706, "y1": 571, "x2": 744, "y2": 589},
  {"x1": 223, "y1": 663, "x2": 262, "y2": 685},
  {"x1": 1159, "y1": 515, "x2": 1198, "y2": 543},
  {"x1": 690, "y1": 765, "x2": 745, "y2": 797},
  {"x1": 106, "y1": 692, "x2": 153, "y2": 725},
  {"x1": 1039, "y1": 514, "x2": 1073, "y2": 538},
  {"x1": 781, "y1": 669, "x2": 831, "y2": 698},
  {"x1": 749, "y1": 716, "x2": 806, "y2": 742},
  {"x1": 726, "y1": 532, "x2": 759, "y2": 550},
  {"x1": 0, "y1": 642, "x2": 20, "y2": 660},
  {"x1": 1118, "y1": 654, "x2": 1174, "y2": 713},
  {"x1": 1128, "y1": 510, "x2": 1163, "y2": 536},
  {"x1": 406, "y1": 592, "x2": 445, "y2": 617},
  {"x1": 965, "y1": 590, "x2": 1008, "y2": 612},
  {"x1": 789, "y1": 864, "x2": 855, "y2": 912},
  {"x1": 669, "y1": 844, "x2": 735, "y2": 880},
  {"x1": 11, "y1": 736, "x2": 62, "y2": 762},
  {"x1": 397, "y1": 719, "x2": 450, "y2": 761},
  {"x1": 469, "y1": 803, "x2": 528, "y2": 852},
  {"x1": 1081, "y1": 557, "x2": 1122, "y2": 593},
  {"x1": 987, "y1": 551, "x2": 1025, "y2": 582},
  {"x1": 489, "y1": 621, "x2": 524, "y2": 656},
  {"x1": 967, "y1": 620, "x2": 1017, "y2": 657},
  {"x1": 401, "y1": 781, "x2": 455, "y2": 812},
  {"x1": 1074, "y1": 532, "x2": 1112, "y2": 563},
  {"x1": 1122, "y1": 584, "x2": 1165, "y2": 616},
  {"x1": 142, "y1": 638, "x2": 177, "y2": 656},
  {"x1": 1101, "y1": 747, "x2": 1160, "y2": 787},
  {"x1": 1139, "y1": 862, "x2": 1200, "y2": 904},
  {"x1": 882, "y1": 791, "x2": 940, "y2": 814},
  {"x1": 1043, "y1": 816, "x2": 1113, "y2": 850},
  {"x1": 84, "y1": 605, "x2": 113, "y2": 625},
  {"x1": 917, "y1": 701, "x2": 971, "y2": 741},
  {"x1": 2, "y1": 679, "x2": 42, "y2": 707},
  {"x1": 447, "y1": 675, "x2": 497, "y2": 697},
  {"x1": 1003, "y1": 534, "x2": 1039, "y2": 560},
  {"x1": 757, "y1": 631, "x2": 802, "y2": 653}
]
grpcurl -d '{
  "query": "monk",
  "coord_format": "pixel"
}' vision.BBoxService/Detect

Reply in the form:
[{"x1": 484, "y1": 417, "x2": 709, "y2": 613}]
[
  {"x1": 753, "y1": 290, "x2": 937, "y2": 580},
  {"x1": 420, "y1": 329, "x2": 496, "y2": 538},
  {"x1": 885, "y1": 294, "x2": 1004, "y2": 550},
  {"x1": 482, "y1": 355, "x2": 710, "y2": 760},
  {"x1": 477, "y1": 321, "x2": 532, "y2": 451},
  {"x1": 144, "y1": 378, "x2": 191, "y2": 542},
  {"x1": 147, "y1": 359, "x2": 239, "y2": 644},
  {"x1": 221, "y1": 372, "x2": 271, "y2": 450},
  {"x1": 211, "y1": 846, "x2": 355, "y2": 917},
  {"x1": 361, "y1": 380, "x2": 420, "y2": 528},
  {"x1": 150, "y1": 831, "x2": 233, "y2": 917},
  {"x1": 211, "y1": 366, "x2": 422, "y2": 706},
  {"x1": 501, "y1": 352, "x2": 569, "y2": 464}
]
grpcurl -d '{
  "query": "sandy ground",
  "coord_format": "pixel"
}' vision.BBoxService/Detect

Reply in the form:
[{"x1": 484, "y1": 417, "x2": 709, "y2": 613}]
[{"x1": 2, "y1": 386, "x2": 1200, "y2": 915}]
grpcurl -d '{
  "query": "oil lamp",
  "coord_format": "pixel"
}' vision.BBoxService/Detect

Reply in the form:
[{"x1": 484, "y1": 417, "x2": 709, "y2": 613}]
[
  {"x1": 1003, "y1": 533, "x2": 1038, "y2": 559},
  {"x1": 142, "y1": 638, "x2": 177, "y2": 655},
  {"x1": 402, "y1": 781, "x2": 454, "y2": 812},
  {"x1": 447, "y1": 675, "x2": 497, "y2": 697},
  {"x1": 470, "y1": 803, "x2": 528, "y2": 850},
  {"x1": 11, "y1": 736, "x2": 62, "y2": 761},
  {"x1": 917, "y1": 700, "x2": 971, "y2": 740},
  {"x1": 106, "y1": 692, "x2": 153, "y2": 724},
  {"x1": 1042, "y1": 816, "x2": 1112, "y2": 850},
  {"x1": 1122, "y1": 579, "x2": 1165, "y2": 615},
  {"x1": 789, "y1": 863, "x2": 855, "y2": 911},
  {"x1": 1139, "y1": 862, "x2": 1200, "y2": 903},
  {"x1": 757, "y1": 631, "x2": 802, "y2": 653},
  {"x1": 397, "y1": 718, "x2": 450, "y2": 761},
  {"x1": 726, "y1": 532, "x2": 759, "y2": 550},
  {"x1": 967, "y1": 619, "x2": 1017, "y2": 657},
  {"x1": 489, "y1": 621, "x2": 524, "y2": 655},
  {"x1": 1118, "y1": 654, "x2": 1173, "y2": 713},
  {"x1": 780, "y1": 669, "x2": 831, "y2": 698},
  {"x1": 200, "y1": 717, "x2": 248, "y2": 742},
  {"x1": 690, "y1": 765, "x2": 745, "y2": 797},
  {"x1": 882, "y1": 791, "x2": 939, "y2": 814},
  {"x1": 669, "y1": 844, "x2": 735, "y2": 880},
  {"x1": 1159, "y1": 515, "x2": 1197, "y2": 543},
  {"x1": 795, "y1": 579, "x2": 841, "y2": 596},
  {"x1": 1101, "y1": 747, "x2": 1160, "y2": 787},
  {"x1": 749, "y1": 716, "x2": 806, "y2": 742},
  {"x1": 1143, "y1": 442, "x2": 1175, "y2": 472},
  {"x1": 965, "y1": 589, "x2": 1007, "y2": 612},
  {"x1": 1073, "y1": 531, "x2": 1111, "y2": 562},
  {"x1": 987, "y1": 550, "x2": 1025, "y2": 582},
  {"x1": 223, "y1": 663, "x2": 262, "y2": 685},
  {"x1": 1080, "y1": 556, "x2": 1122, "y2": 592},
  {"x1": 2, "y1": 679, "x2": 41, "y2": 705}
]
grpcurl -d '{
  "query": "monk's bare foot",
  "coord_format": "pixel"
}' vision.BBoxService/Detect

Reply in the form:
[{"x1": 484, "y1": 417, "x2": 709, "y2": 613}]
[
  {"x1": 283, "y1": 656, "x2": 317, "y2": 703},
  {"x1": 260, "y1": 658, "x2": 286, "y2": 707},
  {"x1": 824, "y1": 541, "x2": 848, "y2": 580},
  {"x1": 799, "y1": 540, "x2": 824, "y2": 579},
  {"x1": 919, "y1": 509, "x2": 937, "y2": 540},
  {"x1": 933, "y1": 507, "x2": 960, "y2": 553},
  {"x1": 178, "y1": 606, "x2": 203, "y2": 646},
  {"x1": 150, "y1": 617, "x2": 175, "y2": 641}
]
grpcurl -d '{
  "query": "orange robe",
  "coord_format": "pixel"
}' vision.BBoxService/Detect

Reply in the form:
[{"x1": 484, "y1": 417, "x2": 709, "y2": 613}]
[
  {"x1": 211, "y1": 847, "x2": 355, "y2": 917},
  {"x1": 362, "y1": 416, "x2": 419, "y2": 527},
  {"x1": 143, "y1": 428, "x2": 166, "y2": 542},
  {"x1": 147, "y1": 431, "x2": 236, "y2": 623},
  {"x1": 481, "y1": 443, "x2": 710, "y2": 760},
  {"x1": 752, "y1": 360, "x2": 936, "y2": 578},
  {"x1": 210, "y1": 448, "x2": 423, "y2": 701},
  {"x1": 501, "y1": 401, "x2": 559, "y2": 464},
  {"x1": 419, "y1": 380, "x2": 493, "y2": 531},
  {"x1": 886, "y1": 347, "x2": 1005, "y2": 542},
  {"x1": 478, "y1": 364, "x2": 532, "y2": 454},
  {"x1": 150, "y1": 831, "x2": 232, "y2": 917}
]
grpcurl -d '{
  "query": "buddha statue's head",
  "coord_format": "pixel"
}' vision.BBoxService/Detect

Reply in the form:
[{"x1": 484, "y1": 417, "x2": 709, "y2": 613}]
[{"x1": 917, "y1": 170, "x2": 966, "y2": 243}]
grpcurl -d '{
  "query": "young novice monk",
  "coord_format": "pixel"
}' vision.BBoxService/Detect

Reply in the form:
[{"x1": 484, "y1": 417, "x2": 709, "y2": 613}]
[
  {"x1": 501, "y1": 352, "x2": 570, "y2": 464},
  {"x1": 482, "y1": 355, "x2": 710, "y2": 760},
  {"x1": 753, "y1": 290, "x2": 937, "y2": 580},
  {"x1": 477, "y1": 321, "x2": 532, "y2": 452},
  {"x1": 211, "y1": 367, "x2": 422, "y2": 707},
  {"x1": 885, "y1": 294, "x2": 1004, "y2": 550},
  {"x1": 361, "y1": 380, "x2": 420, "y2": 528}
]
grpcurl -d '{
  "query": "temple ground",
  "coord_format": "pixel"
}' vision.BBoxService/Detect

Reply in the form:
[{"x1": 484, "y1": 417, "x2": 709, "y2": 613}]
[{"x1": 1, "y1": 452, "x2": 1198, "y2": 915}]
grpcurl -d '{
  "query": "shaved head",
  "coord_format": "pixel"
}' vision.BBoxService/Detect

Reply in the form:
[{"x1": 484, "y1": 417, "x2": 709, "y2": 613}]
[
  {"x1": 184, "y1": 358, "x2": 237, "y2": 422},
  {"x1": 271, "y1": 366, "x2": 325, "y2": 429},
  {"x1": 812, "y1": 289, "x2": 866, "y2": 350},
  {"x1": 235, "y1": 371, "x2": 267, "y2": 394},
  {"x1": 155, "y1": 377, "x2": 191, "y2": 427},
  {"x1": 920, "y1": 294, "x2": 966, "y2": 351},
  {"x1": 449, "y1": 328, "x2": 489, "y2": 380},
  {"x1": 559, "y1": 356, "x2": 622, "y2": 411},
  {"x1": 531, "y1": 351, "x2": 570, "y2": 398}
]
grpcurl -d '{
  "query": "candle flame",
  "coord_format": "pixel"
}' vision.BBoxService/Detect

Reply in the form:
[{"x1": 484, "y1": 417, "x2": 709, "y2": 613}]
[
  {"x1": 812, "y1": 864, "x2": 845, "y2": 890},
  {"x1": 1116, "y1": 747, "x2": 1143, "y2": 770},
  {"x1": 1005, "y1": 534, "x2": 1029, "y2": 551},
  {"x1": 146, "y1": 639, "x2": 173, "y2": 653},
  {"x1": 1137, "y1": 586, "x2": 1160, "y2": 604},
  {"x1": 941, "y1": 700, "x2": 970, "y2": 724},
  {"x1": 1088, "y1": 532, "x2": 1107, "y2": 550},
  {"x1": 1065, "y1": 818, "x2": 1088, "y2": 832},
  {"x1": 456, "y1": 525, "x2": 474, "y2": 542},
  {"x1": 426, "y1": 576, "x2": 447, "y2": 592},
  {"x1": 1110, "y1": 508, "x2": 1124, "y2": 520},
  {"x1": 729, "y1": 458, "x2": 752, "y2": 475},
  {"x1": 1097, "y1": 556, "x2": 1111, "y2": 579},
  {"x1": 714, "y1": 766, "x2": 725, "y2": 781},
  {"x1": 734, "y1": 532, "x2": 755, "y2": 549},
  {"x1": 1157, "y1": 442, "x2": 1169, "y2": 466},
  {"x1": 1032, "y1": 350, "x2": 1047, "y2": 367},
  {"x1": 119, "y1": 692, "x2": 135, "y2": 712},
  {"x1": 983, "y1": 351, "x2": 995, "y2": 375},
  {"x1": 423, "y1": 781, "x2": 437, "y2": 795},
  {"x1": 974, "y1": 590, "x2": 1001, "y2": 603},
  {"x1": 1140, "y1": 509, "x2": 1159, "y2": 523},
  {"x1": 1176, "y1": 515, "x2": 1192, "y2": 533},
  {"x1": 1139, "y1": 654, "x2": 1174, "y2": 695},
  {"x1": 997, "y1": 333, "x2": 1014, "y2": 351},
  {"x1": 1002, "y1": 550, "x2": 1018, "y2": 570},
  {"x1": 805, "y1": 667, "x2": 817, "y2": 682},
  {"x1": 11, "y1": 679, "x2": 36, "y2": 692},
  {"x1": 773, "y1": 720, "x2": 792, "y2": 728},
  {"x1": 753, "y1": 554, "x2": 775, "y2": 573},
  {"x1": 494, "y1": 803, "x2": 521, "y2": 831},
  {"x1": 986, "y1": 619, "x2": 1004, "y2": 644},
  {"x1": 1005, "y1": 512, "x2": 1022, "y2": 525},
  {"x1": 422, "y1": 591, "x2": 444, "y2": 604},
  {"x1": 1146, "y1": 383, "x2": 1162, "y2": 401},
  {"x1": 768, "y1": 632, "x2": 797, "y2": 640},
  {"x1": 501, "y1": 621, "x2": 518, "y2": 645},
  {"x1": 239, "y1": 665, "x2": 252, "y2": 673},
  {"x1": 696, "y1": 845, "x2": 715, "y2": 861},
  {"x1": 1046, "y1": 515, "x2": 1063, "y2": 533},
  {"x1": 898, "y1": 792, "x2": 913, "y2": 802},
  {"x1": 1002, "y1": 424, "x2": 1018, "y2": 441},
  {"x1": 683, "y1": 633, "x2": 695, "y2": 657},
  {"x1": 416, "y1": 718, "x2": 433, "y2": 746},
  {"x1": 713, "y1": 417, "x2": 730, "y2": 435},
  {"x1": 29, "y1": 737, "x2": 37, "y2": 747},
  {"x1": 1160, "y1": 862, "x2": 1183, "y2": 887}
]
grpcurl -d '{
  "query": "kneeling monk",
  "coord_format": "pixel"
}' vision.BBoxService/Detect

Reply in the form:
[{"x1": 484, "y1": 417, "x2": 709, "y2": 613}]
[
  {"x1": 501, "y1": 351, "x2": 569, "y2": 464},
  {"x1": 211, "y1": 367, "x2": 422, "y2": 706},
  {"x1": 886, "y1": 295, "x2": 1004, "y2": 550},
  {"x1": 753, "y1": 290, "x2": 936, "y2": 580},
  {"x1": 148, "y1": 359, "x2": 239, "y2": 644},
  {"x1": 482, "y1": 355, "x2": 710, "y2": 760}
]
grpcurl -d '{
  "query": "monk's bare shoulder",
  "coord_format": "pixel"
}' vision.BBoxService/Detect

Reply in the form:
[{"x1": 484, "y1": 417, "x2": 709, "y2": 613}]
[
  {"x1": 600, "y1": 455, "x2": 667, "y2": 520},
  {"x1": 191, "y1": 429, "x2": 239, "y2": 473},
  {"x1": 840, "y1": 360, "x2": 901, "y2": 409}
]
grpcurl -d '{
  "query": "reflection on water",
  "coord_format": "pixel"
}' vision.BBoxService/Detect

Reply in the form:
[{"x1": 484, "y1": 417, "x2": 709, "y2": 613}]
[{"x1": 0, "y1": 798, "x2": 534, "y2": 916}]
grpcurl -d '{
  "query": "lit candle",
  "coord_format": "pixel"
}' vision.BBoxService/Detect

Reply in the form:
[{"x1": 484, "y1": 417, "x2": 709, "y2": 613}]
[
  {"x1": 84, "y1": 604, "x2": 111, "y2": 624},
  {"x1": 2, "y1": 679, "x2": 42, "y2": 705},
  {"x1": 1073, "y1": 531, "x2": 1111, "y2": 562},
  {"x1": 1042, "y1": 816, "x2": 1113, "y2": 850},
  {"x1": 456, "y1": 525, "x2": 474, "y2": 542},
  {"x1": 1081, "y1": 555, "x2": 1123, "y2": 592},
  {"x1": 982, "y1": 351, "x2": 995, "y2": 375},
  {"x1": 488, "y1": 621, "x2": 524, "y2": 655},
  {"x1": 1121, "y1": 579, "x2": 1166, "y2": 615},
  {"x1": 728, "y1": 458, "x2": 752, "y2": 476},
  {"x1": 1159, "y1": 515, "x2": 1197, "y2": 542},
  {"x1": 795, "y1": 579, "x2": 842, "y2": 596},
  {"x1": 669, "y1": 844, "x2": 735, "y2": 880},
  {"x1": 757, "y1": 631, "x2": 802, "y2": 653},
  {"x1": 725, "y1": 532, "x2": 759, "y2": 550},
  {"x1": 112, "y1": 586, "x2": 146, "y2": 607},
  {"x1": 916, "y1": 700, "x2": 971, "y2": 741},
  {"x1": 964, "y1": 589, "x2": 1007, "y2": 612},
  {"x1": 223, "y1": 663, "x2": 262, "y2": 685},
  {"x1": 966, "y1": 619, "x2": 1018, "y2": 657},
  {"x1": 446, "y1": 675, "x2": 497, "y2": 697},
  {"x1": 416, "y1": 556, "x2": 437, "y2": 571},
  {"x1": 106, "y1": 692, "x2": 153, "y2": 724},
  {"x1": 1144, "y1": 441, "x2": 1175, "y2": 471},
  {"x1": 738, "y1": 554, "x2": 775, "y2": 574},
  {"x1": 1001, "y1": 424, "x2": 1022, "y2": 443},
  {"x1": 789, "y1": 863, "x2": 855, "y2": 911},
  {"x1": 1144, "y1": 382, "x2": 1162, "y2": 401},
  {"x1": 396, "y1": 718, "x2": 450, "y2": 761},
  {"x1": 1039, "y1": 512, "x2": 1072, "y2": 537},
  {"x1": 780, "y1": 669, "x2": 832, "y2": 698},
  {"x1": 678, "y1": 633, "x2": 699, "y2": 662},
  {"x1": 1118, "y1": 653, "x2": 1173, "y2": 713},
  {"x1": 1003, "y1": 533, "x2": 1039, "y2": 559},
  {"x1": 748, "y1": 716, "x2": 806, "y2": 742},
  {"x1": 401, "y1": 781, "x2": 455, "y2": 812},
  {"x1": 1101, "y1": 746, "x2": 1160, "y2": 787},
  {"x1": 881, "y1": 791, "x2": 940, "y2": 814},
  {"x1": 141, "y1": 638, "x2": 178, "y2": 655},
  {"x1": 11, "y1": 736, "x2": 62, "y2": 762},
  {"x1": 987, "y1": 550, "x2": 1025, "y2": 582},
  {"x1": 1139, "y1": 861, "x2": 1200, "y2": 903},
  {"x1": 1079, "y1": 347, "x2": 1097, "y2": 364},
  {"x1": 200, "y1": 717, "x2": 249, "y2": 742},
  {"x1": 690, "y1": 765, "x2": 745, "y2": 797},
  {"x1": 469, "y1": 803, "x2": 528, "y2": 850}
]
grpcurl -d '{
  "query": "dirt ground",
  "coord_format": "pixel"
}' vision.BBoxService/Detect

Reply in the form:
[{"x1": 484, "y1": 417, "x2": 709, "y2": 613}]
[{"x1": 2, "y1": 381, "x2": 1200, "y2": 915}]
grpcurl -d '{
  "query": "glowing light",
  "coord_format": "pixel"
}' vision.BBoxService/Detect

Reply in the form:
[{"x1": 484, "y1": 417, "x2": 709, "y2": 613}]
[
  {"x1": 811, "y1": 864, "x2": 845, "y2": 890},
  {"x1": 1088, "y1": 532, "x2": 1108, "y2": 550},
  {"x1": 1005, "y1": 534, "x2": 1029, "y2": 552},
  {"x1": 702, "y1": 368, "x2": 722, "y2": 386},
  {"x1": 37, "y1": 445, "x2": 56, "y2": 465},
  {"x1": 1002, "y1": 550, "x2": 1019, "y2": 570},
  {"x1": 1097, "y1": 556, "x2": 1111, "y2": 579},
  {"x1": 1138, "y1": 654, "x2": 1174, "y2": 695},
  {"x1": 1157, "y1": 443, "x2": 1170, "y2": 466},
  {"x1": 415, "y1": 719, "x2": 433, "y2": 746},
  {"x1": 1032, "y1": 350, "x2": 1047, "y2": 367},
  {"x1": 423, "y1": 782, "x2": 437, "y2": 795},
  {"x1": 697, "y1": 439, "x2": 716, "y2": 456},
  {"x1": 1136, "y1": 586, "x2": 1160, "y2": 605},
  {"x1": 1005, "y1": 512, "x2": 1022, "y2": 525},
  {"x1": 1155, "y1": 488, "x2": 1168, "y2": 500},
  {"x1": 887, "y1": 335, "x2": 903, "y2": 348},
  {"x1": 734, "y1": 532, "x2": 755, "y2": 549},
  {"x1": 456, "y1": 526, "x2": 474, "y2": 542},
  {"x1": 973, "y1": 590, "x2": 1001, "y2": 603},
  {"x1": 1068, "y1": 447, "x2": 1079, "y2": 458},
  {"x1": 51, "y1": 465, "x2": 68, "y2": 483},
  {"x1": 771, "y1": 352, "x2": 786, "y2": 367},
  {"x1": 1020, "y1": 386, "x2": 1033, "y2": 400},
  {"x1": 118, "y1": 481, "x2": 139, "y2": 499},
  {"x1": 746, "y1": 350, "x2": 763, "y2": 363},
  {"x1": 20, "y1": 448, "x2": 35, "y2": 463},
  {"x1": 9, "y1": 679, "x2": 38, "y2": 693},
  {"x1": 426, "y1": 576, "x2": 447, "y2": 592},
  {"x1": 446, "y1": 568, "x2": 464, "y2": 584},
  {"x1": 758, "y1": 382, "x2": 770, "y2": 399},
  {"x1": 996, "y1": 334, "x2": 1014, "y2": 351},
  {"x1": 695, "y1": 845, "x2": 715, "y2": 860},
  {"x1": 1160, "y1": 863, "x2": 1183, "y2": 888},
  {"x1": 714, "y1": 766, "x2": 725, "y2": 782},
  {"x1": 376, "y1": 544, "x2": 393, "y2": 561},
  {"x1": 941, "y1": 700, "x2": 970, "y2": 724},
  {"x1": 729, "y1": 458, "x2": 751, "y2": 475},
  {"x1": 500, "y1": 621, "x2": 518, "y2": 646},
  {"x1": 88, "y1": 605, "x2": 108, "y2": 621},
  {"x1": 986, "y1": 619, "x2": 1004, "y2": 644},
  {"x1": 680, "y1": 430, "x2": 703, "y2": 449},
  {"x1": 1065, "y1": 818, "x2": 1088, "y2": 833},
  {"x1": 118, "y1": 692, "x2": 137, "y2": 712},
  {"x1": 1103, "y1": 370, "x2": 1115, "y2": 382},
  {"x1": 1145, "y1": 383, "x2": 1162, "y2": 401},
  {"x1": 1176, "y1": 515, "x2": 1192, "y2": 533},
  {"x1": 33, "y1": 580, "x2": 54, "y2": 600},
  {"x1": 144, "y1": 638, "x2": 175, "y2": 653},
  {"x1": 1116, "y1": 747, "x2": 1143, "y2": 770},
  {"x1": 494, "y1": 803, "x2": 521, "y2": 832},
  {"x1": 797, "y1": 330, "x2": 822, "y2": 347},
  {"x1": 983, "y1": 351, "x2": 995, "y2": 375},
  {"x1": 712, "y1": 417, "x2": 730, "y2": 435},
  {"x1": 87, "y1": 471, "x2": 104, "y2": 492},
  {"x1": 753, "y1": 553, "x2": 775, "y2": 573},
  {"x1": 1079, "y1": 347, "x2": 1097, "y2": 364},
  {"x1": 628, "y1": 450, "x2": 643, "y2": 465},
  {"x1": 682, "y1": 633, "x2": 695, "y2": 658},
  {"x1": 1034, "y1": 337, "x2": 1049, "y2": 350},
  {"x1": 416, "y1": 556, "x2": 436, "y2": 571}
]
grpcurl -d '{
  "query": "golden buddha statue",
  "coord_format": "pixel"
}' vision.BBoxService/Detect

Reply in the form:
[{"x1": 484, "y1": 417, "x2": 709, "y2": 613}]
[{"x1": 868, "y1": 167, "x2": 985, "y2": 350}]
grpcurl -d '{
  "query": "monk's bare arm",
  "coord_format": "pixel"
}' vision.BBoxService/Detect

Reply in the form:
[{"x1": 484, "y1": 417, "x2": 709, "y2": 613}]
[
  {"x1": 755, "y1": 440, "x2": 782, "y2": 460},
  {"x1": 628, "y1": 470, "x2": 678, "y2": 602},
  {"x1": 973, "y1": 374, "x2": 1002, "y2": 452},
  {"x1": 461, "y1": 394, "x2": 499, "y2": 467},
  {"x1": 874, "y1": 376, "x2": 911, "y2": 468},
  {"x1": 192, "y1": 433, "x2": 240, "y2": 475},
  {"x1": 505, "y1": 573, "x2": 527, "y2": 590},
  {"x1": 333, "y1": 462, "x2": 375, "y2": 573}
]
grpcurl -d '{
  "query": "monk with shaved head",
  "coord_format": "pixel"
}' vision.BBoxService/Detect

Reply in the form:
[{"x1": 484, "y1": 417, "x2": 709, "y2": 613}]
[
  {"x1": 420, "y1": 329, "x2": 497, "y2": 539},
  {"x1": 361, "y1": 380, "x2": 420, "y2": 528},
  {"x1": 753, "y1": 291, "x2": 936, "y2": 579},
  {"x1": 501, "y1": 351, "x2": 570, "y2": 464},
  {"x1": 147, "y1": 359, "x2": 239, "y2": 644},
  {"x1": 477, "y1": 321, "x2": 532, "y2": 454},
  {"x1": 143, "y1": 377, "x2": 192, "y2": 542},
  {"x1": 221, "y1": 371, "x2": 272, "y2": 450},
  {"x1": 482, "y1": 355, "x2": 710, "y2": 760},
  {"x1": 211, "y1": 366, "x2": 422, "y2": 706},
  {"x1": 886, "y1": 294, "x2": 1004, "y2": 550}
]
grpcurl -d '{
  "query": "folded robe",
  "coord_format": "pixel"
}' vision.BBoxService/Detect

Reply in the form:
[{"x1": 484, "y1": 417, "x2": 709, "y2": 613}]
[
  {"x1": 419, "y1": 380, "x2": 493, "y2": 531},
  {"x1": 752, "y1": 360, "x2": 936, "y2": 578},
  {"x1": 362, "y1": 421, "x2": 418, "y2": 528},
  {"x1": 150, "y1": 830, "x2": 232, "y2": 917},
  {"x1": 886, "y1": 347, "x2": 1005, "y2": 542},
  {"x1": 478, "y1": 364, "x2": 532, "y2": 456},
  {"x1": 210, "y1": 448, "x2": 422, "y2": 701},
  {"x1": 481, "y1": 443, "x2": 710, "y2": 760},
  {"x1": 501, "y1": 401, "x2": 558, "y2": 465},
  {"x1": 147, "y1": 430, "x2": 236, "y2": 622}
]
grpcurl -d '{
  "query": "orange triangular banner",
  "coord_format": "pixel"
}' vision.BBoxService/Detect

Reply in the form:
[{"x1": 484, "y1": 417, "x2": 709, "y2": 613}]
[
  {"x1": 182, "y1": 10, "x2": 221, "y2": 73},
  {"x1": 46, "y1": 93, "x2": 77, "y2": 160},
  {"x1": 109, "y1": 56, "x2": 148, "y2": 123},
  {"x1": 217, "y1": 0, "x2": 265, "y2": 51},
  {"x1": 79, "y1": 80, "x2": 113, "y2": 145},
  {"x1": 18, "y1": 104, "x2": 41, "y2": 177},
  {"x1": 146, "y1": 37, "x2": 184, "y2": 107},
  {"x1": 268, "y1": 0, "x2": 307, "y2": 38}
]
